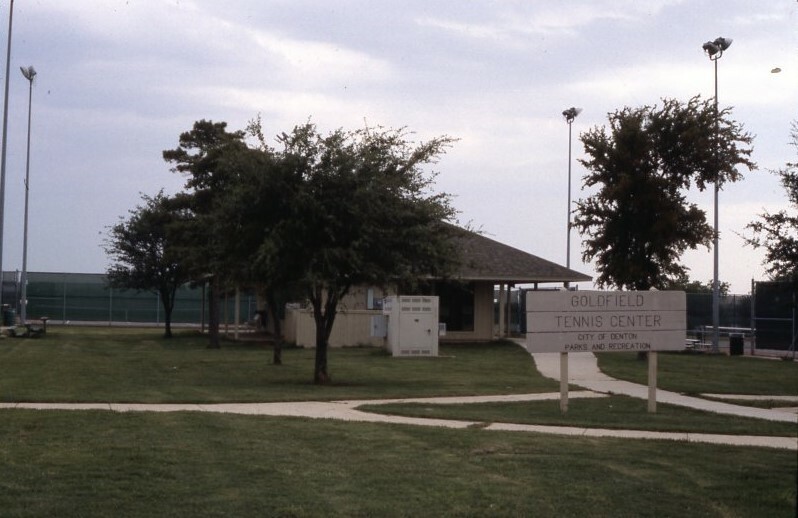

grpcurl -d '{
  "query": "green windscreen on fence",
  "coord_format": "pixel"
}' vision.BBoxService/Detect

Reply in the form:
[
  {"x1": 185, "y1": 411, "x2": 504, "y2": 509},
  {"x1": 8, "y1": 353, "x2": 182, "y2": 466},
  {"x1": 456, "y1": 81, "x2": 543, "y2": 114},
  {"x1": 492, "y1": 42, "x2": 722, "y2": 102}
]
[{"x1": 9, "y1": 272, "x2": 256, "y2": 325}]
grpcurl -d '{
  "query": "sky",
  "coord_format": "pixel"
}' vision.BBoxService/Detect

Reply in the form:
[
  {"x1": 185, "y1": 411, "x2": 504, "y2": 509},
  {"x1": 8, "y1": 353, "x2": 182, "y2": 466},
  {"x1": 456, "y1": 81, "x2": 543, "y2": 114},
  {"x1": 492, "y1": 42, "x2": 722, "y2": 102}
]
[{"x1": 0, "y1": 0, "x2": 795, "y2": 294}]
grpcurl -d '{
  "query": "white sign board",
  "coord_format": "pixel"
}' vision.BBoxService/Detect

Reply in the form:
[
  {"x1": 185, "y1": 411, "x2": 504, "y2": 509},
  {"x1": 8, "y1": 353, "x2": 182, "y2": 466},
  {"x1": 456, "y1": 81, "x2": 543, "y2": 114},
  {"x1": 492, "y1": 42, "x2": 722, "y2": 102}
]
[{"x1": 526, "y1": 291, "x2": 686, "y2": 353}]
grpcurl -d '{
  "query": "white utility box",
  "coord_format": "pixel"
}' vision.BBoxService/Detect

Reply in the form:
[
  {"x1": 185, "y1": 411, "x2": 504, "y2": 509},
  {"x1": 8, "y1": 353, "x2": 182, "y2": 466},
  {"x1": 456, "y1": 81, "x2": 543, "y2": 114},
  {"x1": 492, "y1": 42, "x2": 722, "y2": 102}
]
[{"x1": 383, "y1": 295, "x2": 439, "y2": 357}]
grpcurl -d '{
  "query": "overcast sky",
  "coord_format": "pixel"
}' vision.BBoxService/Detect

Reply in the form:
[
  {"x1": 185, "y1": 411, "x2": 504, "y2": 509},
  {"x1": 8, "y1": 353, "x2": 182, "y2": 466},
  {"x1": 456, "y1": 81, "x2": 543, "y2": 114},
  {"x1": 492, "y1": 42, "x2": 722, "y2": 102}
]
[{"x1": 1, "y1": 0, "x2": 795, "y2": 294}]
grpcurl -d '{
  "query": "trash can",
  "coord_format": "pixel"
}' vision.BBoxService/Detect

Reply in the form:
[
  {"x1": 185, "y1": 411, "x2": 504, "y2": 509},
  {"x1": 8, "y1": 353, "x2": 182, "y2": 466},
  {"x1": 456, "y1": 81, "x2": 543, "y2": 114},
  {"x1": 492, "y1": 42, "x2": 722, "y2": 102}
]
[
  {"x1": 729, "y1": 334, "x2": 744, "y2": 356},
  {"x1": 2, "y1": 307, "x2": 16, "y2": 326}
]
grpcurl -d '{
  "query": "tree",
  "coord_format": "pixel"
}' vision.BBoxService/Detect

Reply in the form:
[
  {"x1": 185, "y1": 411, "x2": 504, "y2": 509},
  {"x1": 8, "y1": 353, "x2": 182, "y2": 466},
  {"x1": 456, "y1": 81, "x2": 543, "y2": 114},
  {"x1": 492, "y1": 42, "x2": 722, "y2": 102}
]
[
  {"x1": 574, "y1": 97, "x2": 755, "y2": 290},
  {"x1": 160, "y1": 118, "x2": 460, "y2": 378},
  {"x1": 744, "y1": 123, "x2": 798, "y2": 288},
  {"x1": 664, "y1": 273, "x2": 730, "y2": 295},
  {"x1": 162, "y1": 120, "x2": 249, "y2": 348},
  {"x1": 269, "y1": 123, "x2": 460, "y2": 383},
  {"x1": 209, "y1": 123, "x2": 301, "y2": 364},
  {"x1": 104, "y1": 191, "x2": 191, "y2": 338}
]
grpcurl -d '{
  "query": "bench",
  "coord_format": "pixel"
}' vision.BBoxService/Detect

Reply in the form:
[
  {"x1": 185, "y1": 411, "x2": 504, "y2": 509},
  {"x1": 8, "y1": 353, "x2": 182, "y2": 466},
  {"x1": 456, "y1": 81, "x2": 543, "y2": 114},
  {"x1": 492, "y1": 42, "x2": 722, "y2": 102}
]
[
  {"x1": 685, "y1": 338, "x2": 712, "y2": 351},
  {"x1": 8, "y1": 318, "x2": 48, "y2": 338},
  {"x1": 697, "y1": 326, "x2": 753, "y2": 339}
]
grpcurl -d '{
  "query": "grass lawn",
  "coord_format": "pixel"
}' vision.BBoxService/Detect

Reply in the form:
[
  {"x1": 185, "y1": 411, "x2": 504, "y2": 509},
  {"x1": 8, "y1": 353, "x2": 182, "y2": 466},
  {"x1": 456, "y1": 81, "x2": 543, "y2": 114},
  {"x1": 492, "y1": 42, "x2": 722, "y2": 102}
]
[
  {"x1": 0, "y1": 326, "x2": 557, "y2": 403},
  {"x1": 1, "y1": 326, "x2": 796, "y2": 516},
  {"x1": 596, "y1": 352, "x2": 798, "y2": 396},
  {"x1": 0, "y1": 410, "x2": 795, "y2": 518},
  {"x1": 359, "y1": 395, "x2": 798, "y2": 437}
]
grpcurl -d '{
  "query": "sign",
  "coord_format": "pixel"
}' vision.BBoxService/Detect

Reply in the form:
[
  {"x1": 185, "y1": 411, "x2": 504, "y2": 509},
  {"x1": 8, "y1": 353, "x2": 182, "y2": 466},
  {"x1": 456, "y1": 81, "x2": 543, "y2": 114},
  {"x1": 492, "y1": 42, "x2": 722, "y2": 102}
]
[{"x1": 526, "y1": 291, "x2": 686, "y2": 353}]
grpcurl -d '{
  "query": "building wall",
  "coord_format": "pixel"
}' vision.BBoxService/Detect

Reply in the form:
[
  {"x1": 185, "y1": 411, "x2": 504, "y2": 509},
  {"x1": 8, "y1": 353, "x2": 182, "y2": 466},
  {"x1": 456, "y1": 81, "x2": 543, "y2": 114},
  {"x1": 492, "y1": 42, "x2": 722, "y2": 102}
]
[
  {"x1": 440, "y1": 282, "x2": 494, "y2": 342},
  {"x1": 284, "y1": 307, "x2": 386, "y2": 348},
  {"x1": 285, "y1": 281, "x2": 496, "y2": 347}
]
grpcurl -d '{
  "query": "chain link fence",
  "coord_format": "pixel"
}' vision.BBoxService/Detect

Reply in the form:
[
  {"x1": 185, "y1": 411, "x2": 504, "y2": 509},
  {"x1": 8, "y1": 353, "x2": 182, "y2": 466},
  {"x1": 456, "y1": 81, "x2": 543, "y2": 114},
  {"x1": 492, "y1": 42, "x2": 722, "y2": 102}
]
[{"x1": 2, "y1": 271, "x2": 257, "y2": 326}]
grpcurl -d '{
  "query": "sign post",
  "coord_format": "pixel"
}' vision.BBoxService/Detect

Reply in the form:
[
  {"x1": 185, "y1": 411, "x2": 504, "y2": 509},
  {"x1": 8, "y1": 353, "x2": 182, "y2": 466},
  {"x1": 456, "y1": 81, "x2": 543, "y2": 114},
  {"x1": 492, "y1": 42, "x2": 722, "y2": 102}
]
[
  {"x1": 648, "y1": 351, "x2": 657, "y2": 413},
  {"x1": 526, "y1": 291, "x2": 686, "y2": 413},
  {"x1": 560, "y1": 352, "x2": 568, "y2": 413}
]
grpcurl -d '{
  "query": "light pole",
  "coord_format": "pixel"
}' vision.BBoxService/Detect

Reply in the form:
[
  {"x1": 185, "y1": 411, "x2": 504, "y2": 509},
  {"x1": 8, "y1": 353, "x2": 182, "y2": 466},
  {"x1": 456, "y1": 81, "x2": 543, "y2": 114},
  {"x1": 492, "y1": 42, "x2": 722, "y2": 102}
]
[
  {"x1": 702, "y1": 36, "x2": 732, "y2": 353},
  {"x1": 0, "y1": 0, "x2": 15, "y2": 310},
  {"x1": 562, "y1": 107, "x2": 581, "y2": 271},
  {"x1": 20, "y1": 65, "x2": 35, "y2": 324}
]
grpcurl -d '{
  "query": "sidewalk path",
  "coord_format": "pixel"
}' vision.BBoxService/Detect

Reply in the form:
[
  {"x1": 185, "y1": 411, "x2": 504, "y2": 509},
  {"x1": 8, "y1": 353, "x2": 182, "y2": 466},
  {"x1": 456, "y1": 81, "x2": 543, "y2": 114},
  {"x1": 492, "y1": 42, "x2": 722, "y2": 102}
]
[
  {"x1": 528, "y1": 351, "x2": 798, "y2": 424},
  {"x1": 2, "y1": 346, "x2": 795, "y2": 451},
  {"x1": 0, "y1": 392, "x2": 604, "y2": 429},
  {"x1": 2, "y1": 387, "x2": 796, "y2": 450}
]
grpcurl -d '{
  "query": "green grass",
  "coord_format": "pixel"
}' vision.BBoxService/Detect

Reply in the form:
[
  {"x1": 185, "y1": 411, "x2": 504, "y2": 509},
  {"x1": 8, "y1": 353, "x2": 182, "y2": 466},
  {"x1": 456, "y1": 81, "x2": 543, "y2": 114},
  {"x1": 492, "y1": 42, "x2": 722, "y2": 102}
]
[
  {"x1": 359, "y1": 395, "x2": 798, "y2": 437},
  {"x1": 0, "y1": 326, "x2": 557, "y2": 403},
  {"x1": 0, "y1": 326, "x2": 796, "y2": 516},
  {"x1": 596, "y1": 352, "x2": 798, "y2": 396},
  {"x1": 0, "y1": 410, "x2": 795, "y2": 518}
]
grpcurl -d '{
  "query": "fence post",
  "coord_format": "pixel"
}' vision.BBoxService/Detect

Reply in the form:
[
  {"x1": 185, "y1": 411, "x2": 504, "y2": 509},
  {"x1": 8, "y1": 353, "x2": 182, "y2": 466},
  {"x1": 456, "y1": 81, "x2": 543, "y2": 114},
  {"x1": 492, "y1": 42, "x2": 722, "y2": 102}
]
[
  {"x1": 109, "y1": 285, "x2": 113, "y2": 326},
  {"x1": 62, "y1": 274, "x2": 67, "y2": 323},
  {"x1": 750, "y1": 279, "x2": 756, "y2": 355},
  {"x1": 792, "y1": 291, "x2": 796, "y2": 360}
]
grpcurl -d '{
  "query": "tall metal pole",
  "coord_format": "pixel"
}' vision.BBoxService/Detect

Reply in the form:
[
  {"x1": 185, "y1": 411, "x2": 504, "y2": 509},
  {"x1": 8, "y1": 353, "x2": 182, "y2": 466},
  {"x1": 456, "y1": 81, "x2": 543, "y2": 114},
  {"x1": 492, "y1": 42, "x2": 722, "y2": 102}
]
[
  {"x1": 20, "y1": 66, "x2": 35, "y2": 324},
  {"x1": 562, "y1": 107, "x2": 581, "y2": 272},
  {"x1": 712, "y1": 57, "x2": 720, "y2": 353},
  {"x1": 703, "y1": 36, "x2": 731, "y2": 354},
  {"x1": 0, "y1": 0, "x2": 15, "y2": 310},
  {"x1": 566, "y1": 119, "x2": 573, "y2": 270},
  {"x1": 559, "y1": 107, "x2": 580, "y2": 415}
]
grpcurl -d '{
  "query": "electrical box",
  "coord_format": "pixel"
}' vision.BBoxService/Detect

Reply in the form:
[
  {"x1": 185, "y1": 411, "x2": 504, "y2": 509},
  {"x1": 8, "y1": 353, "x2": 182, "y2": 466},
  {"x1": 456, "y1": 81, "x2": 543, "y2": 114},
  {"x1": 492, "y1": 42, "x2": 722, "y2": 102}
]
[
  {"x1": 370, "y1": 315, "x2": 388, "y2": 338},
  {"x1": 383, "y1": 295, "x2": 439, "y2": 357}
]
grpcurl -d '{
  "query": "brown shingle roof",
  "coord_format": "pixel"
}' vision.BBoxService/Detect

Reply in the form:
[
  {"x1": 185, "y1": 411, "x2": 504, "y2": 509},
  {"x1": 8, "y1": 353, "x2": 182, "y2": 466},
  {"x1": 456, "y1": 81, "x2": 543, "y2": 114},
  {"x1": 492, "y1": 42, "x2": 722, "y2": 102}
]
[{"x1": 451, "y1": 227, "x2": 591, "y2": 284}]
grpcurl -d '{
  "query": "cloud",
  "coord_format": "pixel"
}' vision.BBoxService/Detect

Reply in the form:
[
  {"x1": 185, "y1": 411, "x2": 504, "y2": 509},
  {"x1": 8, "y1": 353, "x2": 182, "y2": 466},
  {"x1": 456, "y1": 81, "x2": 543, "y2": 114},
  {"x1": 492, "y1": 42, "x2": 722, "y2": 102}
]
[
  {"x1": 414, "y1": 0, "x2": 685, "y2": 43},
  {"x1": 248, "y1": 31, "x2": 395, "y2": 87}
]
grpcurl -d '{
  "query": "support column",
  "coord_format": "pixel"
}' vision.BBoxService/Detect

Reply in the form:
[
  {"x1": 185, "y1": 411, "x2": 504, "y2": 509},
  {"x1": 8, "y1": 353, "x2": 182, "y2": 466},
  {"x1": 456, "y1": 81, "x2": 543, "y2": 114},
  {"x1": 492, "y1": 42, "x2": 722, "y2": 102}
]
[
  {"x1": 498, "y1": 283, "x2": 506, "y2": 338},
  {"x1": 505, "y1": 284, "x2": 512, "y2": 337}
]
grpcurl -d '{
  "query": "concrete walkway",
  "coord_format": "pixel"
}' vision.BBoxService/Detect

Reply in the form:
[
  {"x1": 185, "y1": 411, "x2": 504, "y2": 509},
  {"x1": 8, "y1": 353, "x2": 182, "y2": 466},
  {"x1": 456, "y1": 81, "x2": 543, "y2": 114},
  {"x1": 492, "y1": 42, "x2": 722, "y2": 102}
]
[
  {"x1": 1, "y1": 348, "x2": 795, "y2": 451},
  {"x1": 2, "y1": 386, "x2": 796, "y2": 450},
  {"x1": 529, "y1": 352, "x2": 798, "y2": 424}
]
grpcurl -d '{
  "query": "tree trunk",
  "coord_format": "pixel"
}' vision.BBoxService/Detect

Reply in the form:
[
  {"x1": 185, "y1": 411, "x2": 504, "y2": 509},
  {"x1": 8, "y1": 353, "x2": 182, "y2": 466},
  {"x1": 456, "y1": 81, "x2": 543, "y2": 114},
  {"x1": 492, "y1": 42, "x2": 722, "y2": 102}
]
[
  {"x1": 311, "y1": 285, "x2": 346, "y2": 384},
  {"x1": 207, "y1": 277, "x2": 220, "y2": 349},
  {"x1": 163, "y1": 310, "x2": 173, "y2": 339},
  {"x1": 161, "y1": 287, "x2": 176, "y2": 339},
  {"x1": 267, "y1": 291, "x2": 283, "y2": 365},
  {"x1": 313, "y1": 310, "x2": 330, "y2": 383},
  {"x1": 311, "y1": 286, "x2": 338, "y2": 384},
  {"x1": 314, "y1": 343, "x2": 329, "y2": 384}
]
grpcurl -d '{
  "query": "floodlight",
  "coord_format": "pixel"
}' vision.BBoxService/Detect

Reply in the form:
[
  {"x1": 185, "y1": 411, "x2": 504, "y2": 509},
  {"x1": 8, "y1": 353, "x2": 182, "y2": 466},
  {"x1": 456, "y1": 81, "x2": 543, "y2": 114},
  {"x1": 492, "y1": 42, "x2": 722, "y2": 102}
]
[
  {"x1": 20, "y1": 65, "x2": 35, "y2": 81},
  {"x1": 703, "y1": 37, "x2": 731, "y2": 61},
  {"x1": 562, "y1": 107, "x2": 581, "y2": 122},
  {"x1": 713, "y1": 37, "x2": 732, "y2": 51},
  {"x1": 702, "y1": 41, "x2": 719, "y2": 57}
]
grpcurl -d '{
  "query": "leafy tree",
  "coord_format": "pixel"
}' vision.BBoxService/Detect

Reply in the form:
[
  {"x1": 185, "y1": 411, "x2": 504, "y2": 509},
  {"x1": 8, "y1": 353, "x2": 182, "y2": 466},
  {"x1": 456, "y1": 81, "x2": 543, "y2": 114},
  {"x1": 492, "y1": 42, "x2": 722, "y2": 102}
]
[
  {"x1": 159, "y1": 118, "x2": 460, "y2": 378},
  {"x1": 270, "y1": 123, "x2": 460, "y2": 383},
  {"x1": 209, "y1": 125, "x2": 301, "y2": 364},
  {"x1": 745, "y1": 123, "x2": 798, "y2": 288},
  {"x1": 162, "y1": 120, "x2": 249, "y2": 348},
  {"x1": 104, "y1": 191, "x2": 191, "y2": 338},
  {"x1": 574, "y1": 97, "x2": 755, "y2": 290},
  {"x1": 664, "y1": 273, "x2": 730, "y2": 295}
]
